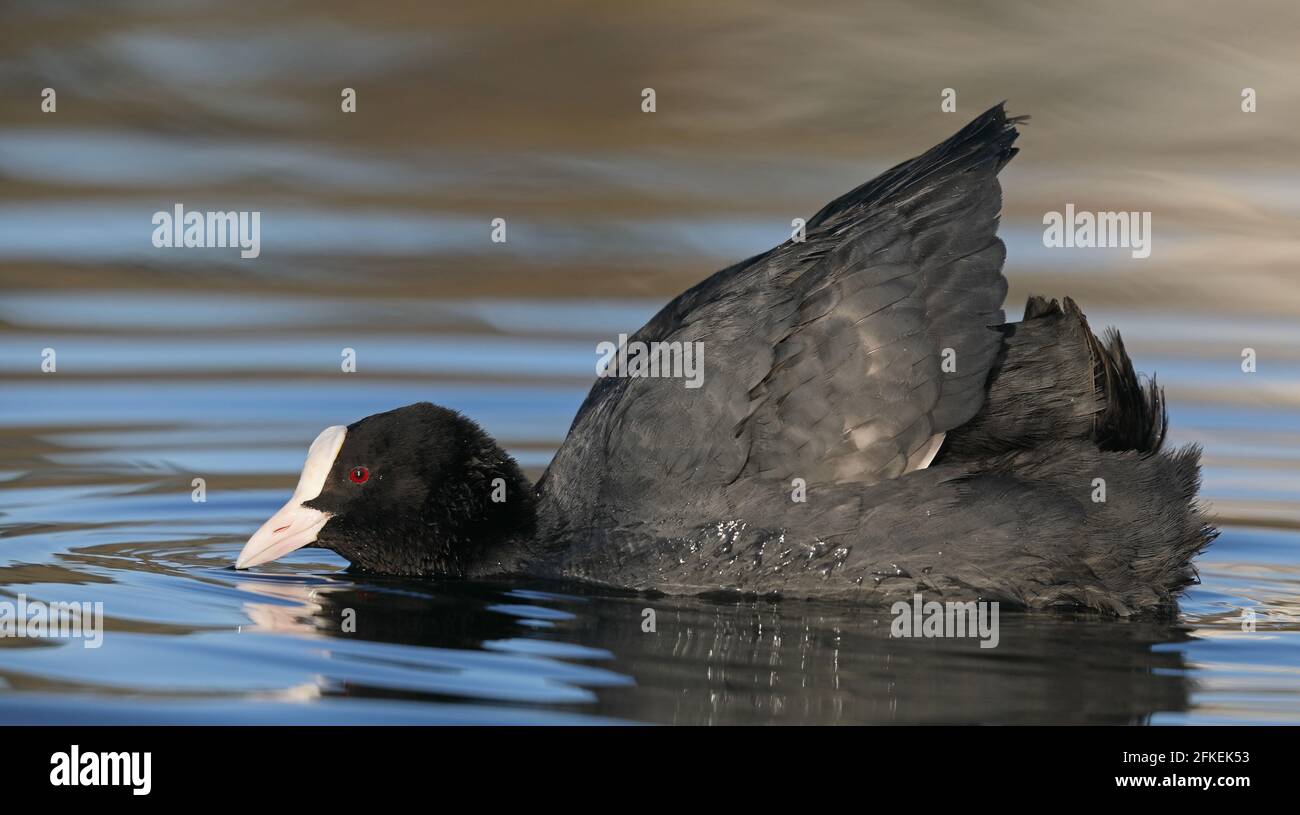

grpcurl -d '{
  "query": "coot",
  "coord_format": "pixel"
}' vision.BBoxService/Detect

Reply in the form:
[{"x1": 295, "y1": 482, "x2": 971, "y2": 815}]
[{"x1": 236, "y1": 104, "x2": 1215, "y2": 614}]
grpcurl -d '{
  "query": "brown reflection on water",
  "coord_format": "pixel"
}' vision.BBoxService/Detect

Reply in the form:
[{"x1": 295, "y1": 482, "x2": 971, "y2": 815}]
[{"x1": 1, "y1": 0, "x2": 1298, "y2": 311}]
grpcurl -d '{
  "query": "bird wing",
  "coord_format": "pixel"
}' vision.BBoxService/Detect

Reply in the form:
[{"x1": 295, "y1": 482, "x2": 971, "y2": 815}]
[{"x1": 550, "y1": 104, "x2": 1021, "y2": 511}]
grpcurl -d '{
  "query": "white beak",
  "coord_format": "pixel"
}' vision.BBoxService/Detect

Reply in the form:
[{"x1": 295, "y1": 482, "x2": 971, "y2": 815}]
[
  {"x1": 235, "y1": 501, "x2": 332, "y2": 569},
  {"x1": 235, "y1": 425, "x2": 347, "y2": 570}
]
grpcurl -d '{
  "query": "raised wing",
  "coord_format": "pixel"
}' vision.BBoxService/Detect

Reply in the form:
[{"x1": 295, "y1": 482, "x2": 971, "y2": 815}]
[{"x1": 543, "y1": 104, "x2": 1022, "y2": 515}]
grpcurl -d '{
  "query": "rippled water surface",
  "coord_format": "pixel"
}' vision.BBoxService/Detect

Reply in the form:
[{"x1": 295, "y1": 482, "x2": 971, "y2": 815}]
[{"x1": 2, "y1": 1, "x2": 1299, "y2": 724}]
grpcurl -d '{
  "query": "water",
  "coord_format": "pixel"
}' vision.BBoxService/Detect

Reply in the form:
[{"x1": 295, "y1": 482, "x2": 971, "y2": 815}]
[{"x1": 2, "y1": 1, "x2": 1300, "y2": 724}]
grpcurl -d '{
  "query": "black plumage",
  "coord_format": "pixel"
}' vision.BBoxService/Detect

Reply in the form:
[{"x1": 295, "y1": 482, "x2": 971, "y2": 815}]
[{"x1": 254, "y1": 104, "x2": 1216, "y2": 615}]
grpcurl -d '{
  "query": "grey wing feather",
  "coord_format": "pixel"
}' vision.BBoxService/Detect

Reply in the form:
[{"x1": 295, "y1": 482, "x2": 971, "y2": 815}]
[{"x1": 547, "y1": 104, "x2": 1022, "y2": 511}]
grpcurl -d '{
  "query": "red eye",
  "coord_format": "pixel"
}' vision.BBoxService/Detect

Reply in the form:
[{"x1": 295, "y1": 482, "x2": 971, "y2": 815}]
[{"x1": 349, "y1": 466, "x2": 369, "y2": 484}]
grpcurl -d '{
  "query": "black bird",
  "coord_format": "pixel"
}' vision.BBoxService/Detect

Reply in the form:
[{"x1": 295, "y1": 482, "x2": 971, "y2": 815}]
[{"x1": 236, "y1": 104, "x2": 1215, "y2": 615}]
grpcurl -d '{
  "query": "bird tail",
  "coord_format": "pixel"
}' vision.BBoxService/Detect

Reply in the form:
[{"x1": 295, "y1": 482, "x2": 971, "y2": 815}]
[{"x1": 941, "y1": 295, "x2": 1167, "y2": 459}]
